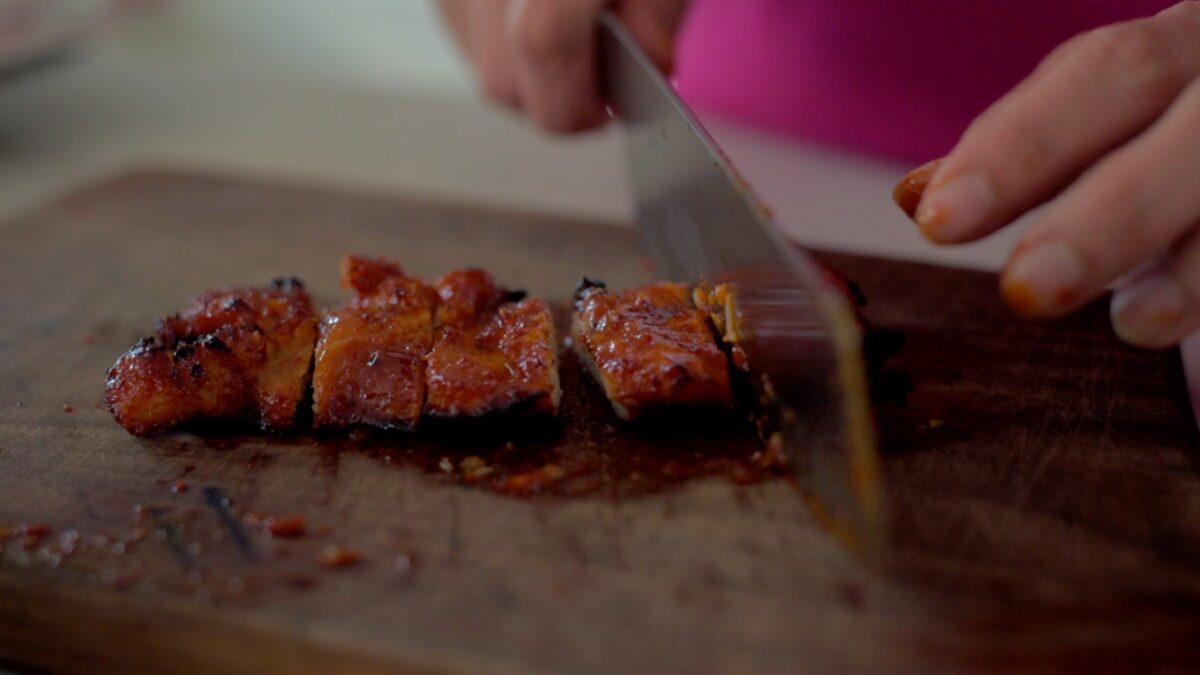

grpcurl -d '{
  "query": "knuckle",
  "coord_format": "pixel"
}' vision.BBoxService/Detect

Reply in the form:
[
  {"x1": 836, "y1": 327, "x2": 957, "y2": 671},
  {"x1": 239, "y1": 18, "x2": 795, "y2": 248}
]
[
  {"x1": 1086, "y1": 23, "x2": 1183, "y2": 101},
  {"x1": 509, "y1": 10, "x2": 570, "y2": 61},
  {"x1": 1181, "y1": 75, "x2": 1200, "y2": 108},
  {"x1": 1035, "y1": 31, "x2": 1090, "y2": 73},
  {"x1": 1158, "y1": 0, "x2": 1200, "y2": 24},
  {"x1": 1079, "y1": 174, "x2": 1155, "y2": 266},
  {"x1": 479, "y1": 68, "x2": 518, "y2": 106},
  {"x1": 528, "y1": 107, "x2": 569, "y2": 133},
  {"x1": 999, "y1": 117, "x2": 1055, "y2": 179},
  {"x1": 529, "y1": 105, "x2": 598, "y2": 134},
  {"x1": 958, "y1": 109, "x2": 1053, "y2": 212}
]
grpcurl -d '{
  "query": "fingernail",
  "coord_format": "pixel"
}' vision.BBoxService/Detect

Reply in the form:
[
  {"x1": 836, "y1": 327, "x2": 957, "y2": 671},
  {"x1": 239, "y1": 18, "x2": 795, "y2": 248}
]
[
  {"x1": 914, "y1": 172, "x2": 995, "y2": 243},
  {"x1": 1000, "y1": 242, "x2": 1086, "y2": 317},
  {"x1": 891, "y1": 159, "x2": 942, "y2": 219},
  {"x1": 1110, "y1": 273, "x2": 1187, "y2": 347}
]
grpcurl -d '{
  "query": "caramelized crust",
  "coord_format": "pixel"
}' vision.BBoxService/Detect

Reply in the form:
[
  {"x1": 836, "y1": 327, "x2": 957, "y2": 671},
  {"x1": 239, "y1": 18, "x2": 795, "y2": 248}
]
[
  {"x1": 425, "y1": 269, "x2": 559, "y2": 417},
  {"x1": 311, "y1": 257, "x2": 436, "y2": 430},
  {"x1": 341, "y1": 255, "x2": 407, "y2": 296},
  {"x1": 434, "y1": 268, "x2": 512, "y2": 328},
  {"x1": 105, "y1": 279, "x2": 318, "y2": 435},
  {"x1": 572, "y1": 280, "x2": 732, "y2": 420}
]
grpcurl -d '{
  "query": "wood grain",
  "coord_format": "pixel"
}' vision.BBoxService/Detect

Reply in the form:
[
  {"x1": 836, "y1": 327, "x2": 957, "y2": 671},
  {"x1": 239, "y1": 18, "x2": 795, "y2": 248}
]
[{"x1": 1, "y1": 169, "x2": 1198, "y2": 674}]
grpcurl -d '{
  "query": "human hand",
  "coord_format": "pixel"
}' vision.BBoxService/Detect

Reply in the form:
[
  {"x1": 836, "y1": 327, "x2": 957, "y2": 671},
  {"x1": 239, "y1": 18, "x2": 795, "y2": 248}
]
[
  {"x1": 894, "y1": 1, "x2": 1200, "y2": 348},
  {"x1": 437, "y1": 0, "x2": 689, "y2": 132}
]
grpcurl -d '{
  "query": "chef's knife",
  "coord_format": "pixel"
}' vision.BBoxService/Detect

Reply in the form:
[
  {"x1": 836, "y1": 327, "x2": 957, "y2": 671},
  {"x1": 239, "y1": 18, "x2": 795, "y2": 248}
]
[{"x1": 598, "y1": 12, "x2": 886, "y2": 560}]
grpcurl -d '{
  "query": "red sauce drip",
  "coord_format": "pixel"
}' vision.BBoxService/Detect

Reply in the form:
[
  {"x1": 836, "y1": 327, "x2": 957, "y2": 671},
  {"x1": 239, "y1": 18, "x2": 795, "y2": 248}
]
[
  {"x1": 317, "y1": 545, "x2": 363, "y2": 569},
  {"x1": 319, "y1": 344, "x2": 781, "y2": 499},
  {"x1": 266, "y1": 515, "x2": 307, "y2": 538},
  {"x1": 146, "y1": 307, "x2": 782, "y2": 500}
]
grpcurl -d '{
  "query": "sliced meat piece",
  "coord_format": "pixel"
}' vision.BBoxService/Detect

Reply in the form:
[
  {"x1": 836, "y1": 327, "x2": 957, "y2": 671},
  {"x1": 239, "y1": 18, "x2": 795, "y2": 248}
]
[
  {"x1": 694, "y1": 265, "x2": 866, "y2": 374},
  {"x1": 311, "y1": 256, "x2": 436, "y2": 430},
  {"x1": 692, "y1": 283, "x2": 750, "y2": 372},
  {"x1": 433, "y1": 268, "x2": 512, "y2": 328},
  {"x1": 424, "y1": 269, "x2": 559, "y2": 418},
  {"x1": 341, "y1": 255, "x2": 407, "y2": 296},
  {"x1": 572, "y1": 279, "x2": 732, "y2": 420},
  {"x1": 105, "y1": 278, "x2": 318, "y2": 436}
]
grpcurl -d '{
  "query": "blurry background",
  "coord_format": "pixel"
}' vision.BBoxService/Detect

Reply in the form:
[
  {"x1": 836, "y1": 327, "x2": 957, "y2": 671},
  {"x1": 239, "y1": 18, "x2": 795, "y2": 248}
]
[
  {"x1": 110, "y1": 1, "x2": 473, "y2": 95},
  {"x1": 0, "y1": 0, "x2": 1021, "y2": 269}
]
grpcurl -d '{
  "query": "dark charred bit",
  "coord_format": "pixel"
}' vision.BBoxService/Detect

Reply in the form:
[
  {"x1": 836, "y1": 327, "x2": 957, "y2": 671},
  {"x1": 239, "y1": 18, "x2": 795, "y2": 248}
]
[
  {"x1": 574, "y1": 277, "x2": 607, "y2": 301},
  {"x1": 863, "y1": 326, "x2": 905, "y2": 375},
  {"x1": 844, "y1": 278, "x2": 867, "y2": 308},
  {"x1": 821, "y1": 265, "x2": 867, "y2": 308},
  {"x1": 863, "y1": 325, "x2": 911, "y2": 406},
  {"x1": 199, "y1": 334, "x2": 230, "y2": 352},
  {"x1": 271, "y1": 276, "x2": 305, "y2": 291},
  {"x1": 131, "y1": 335, "x2": 161, "y2": 355},
  {"x1": 503, "y1": 289, "x2": 528, "y2": 303},
  {"x1": 872, "y1": 370, "x2": 913, "y2": 406},
  {"x1": 222, "y1": 296, "x2": 250, "y2": 311},
  {"x1": 172, "y1": 342, "x2": 195, "y2": 361},
  {"x1": 189, "y1": 363, "x2": 204, "y2": 378}
]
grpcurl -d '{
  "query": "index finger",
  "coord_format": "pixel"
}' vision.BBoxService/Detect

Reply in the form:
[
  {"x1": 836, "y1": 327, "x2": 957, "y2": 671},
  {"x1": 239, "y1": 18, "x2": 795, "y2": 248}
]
[
  {"x1": 506, "y1": 0, "x2": 609, "y2": 133},
  {"x1": 906, "y1": 4, "x2": 1200, "y2": 244}
]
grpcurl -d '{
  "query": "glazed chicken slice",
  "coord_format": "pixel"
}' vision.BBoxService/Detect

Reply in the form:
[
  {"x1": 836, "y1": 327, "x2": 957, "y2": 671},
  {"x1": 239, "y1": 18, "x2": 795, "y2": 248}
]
[
  {"x1": 424, "y1": 269, "x2": 560, "y2": 418},
  {"x1": 573, "y1": 279, "x2": 732, "y2": 420},
  {"x1": 105, "y1": 278, "x2": 319, "y2": 436},
  {"x1": 311, "y1": 256, "x2": 437, "y2": 430}
]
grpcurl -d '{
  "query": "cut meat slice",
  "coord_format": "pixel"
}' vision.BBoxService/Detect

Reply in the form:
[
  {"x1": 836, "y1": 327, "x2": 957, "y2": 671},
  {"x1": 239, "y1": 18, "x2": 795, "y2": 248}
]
[
  {"x1": 311, "y1": 256, "x2": 437, "y2": 430},
  {"x1": 433, "y1": 267, "x2": 512, "y2": 328},
  {"x1": 692, "y1": 283, "x2": 750, "y2": 372},
  {"x1": 105, "y1": 278, "x2": 319, "y2": 436},
  {"x1": 694, "y1": 265, "x2": 866, "y2": 375},
  {"x1": 572, "y1": 279, "x2": 732, "y2": 420},
  {"x1": 424, "y1": 269, "x2": 560, "y2": 418}
]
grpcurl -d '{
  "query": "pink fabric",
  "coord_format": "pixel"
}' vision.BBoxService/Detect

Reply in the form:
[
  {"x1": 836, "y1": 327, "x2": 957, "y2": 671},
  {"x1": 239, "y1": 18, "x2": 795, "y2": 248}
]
[{"x1": 673, "y1": 0, "x2": 1172, "y2": 161}]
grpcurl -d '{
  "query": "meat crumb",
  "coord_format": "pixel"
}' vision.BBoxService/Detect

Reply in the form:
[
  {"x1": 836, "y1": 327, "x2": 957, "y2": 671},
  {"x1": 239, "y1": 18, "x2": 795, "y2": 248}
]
[
  {"x1": 62, "y1": 404, "x2": 74, "y2": 413},
  {"x1": 459, "y1": 456, "x2": 493, "y2": 482},
  {"x1": 171, "y1": 480, "x2": 188, "y2": 493},
  {"x1": 22, "y1": 524, "x2": 52, "y2": 537},
  {"x1": 317, "y1": 545, "x2": 363, "y2": 569},
  {"x1": 265, "y1": 515, "x2": 306, "y2": 538},
  {"x1": 395, "y1": 552, "x2": 417, "y2": 577},
  {"x1": 497, "y1": 463, "x2": 565, "y2": 494}
]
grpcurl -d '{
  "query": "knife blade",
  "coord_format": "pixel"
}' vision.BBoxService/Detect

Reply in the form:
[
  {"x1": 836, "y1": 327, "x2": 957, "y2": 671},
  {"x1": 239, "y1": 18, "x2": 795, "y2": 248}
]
[{"x1": 598, "y1": 12, "x2": 886, "y2": 560}]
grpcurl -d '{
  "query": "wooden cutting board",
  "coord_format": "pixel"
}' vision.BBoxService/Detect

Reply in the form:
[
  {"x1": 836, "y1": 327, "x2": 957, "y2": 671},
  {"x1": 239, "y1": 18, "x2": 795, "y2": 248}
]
[{"x1": 1, "y1": 169, "x2": 1199, "y2": 674}]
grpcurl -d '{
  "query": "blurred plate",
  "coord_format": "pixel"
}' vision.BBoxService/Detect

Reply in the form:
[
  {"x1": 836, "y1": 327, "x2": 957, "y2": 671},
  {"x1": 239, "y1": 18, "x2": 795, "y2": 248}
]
[{"x1": 0, "y1": 0, "x2": 111, "y2": 77}]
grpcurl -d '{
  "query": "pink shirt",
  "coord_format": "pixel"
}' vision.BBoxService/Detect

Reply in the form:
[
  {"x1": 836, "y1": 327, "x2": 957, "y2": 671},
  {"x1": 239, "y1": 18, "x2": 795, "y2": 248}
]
[{"x1": 674, "y1": 0, "x2": 1172, "y2": 161}]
